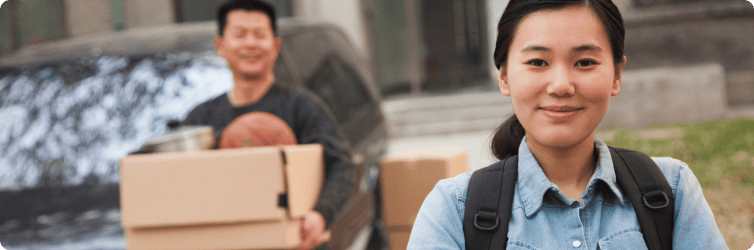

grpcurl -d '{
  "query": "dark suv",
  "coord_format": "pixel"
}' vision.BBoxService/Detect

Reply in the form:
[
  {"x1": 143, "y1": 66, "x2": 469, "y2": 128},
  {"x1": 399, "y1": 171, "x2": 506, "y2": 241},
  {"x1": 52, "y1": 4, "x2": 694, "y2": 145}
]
[{"x1": 0, "y1": 19, "x2": 387, "y2": 249}]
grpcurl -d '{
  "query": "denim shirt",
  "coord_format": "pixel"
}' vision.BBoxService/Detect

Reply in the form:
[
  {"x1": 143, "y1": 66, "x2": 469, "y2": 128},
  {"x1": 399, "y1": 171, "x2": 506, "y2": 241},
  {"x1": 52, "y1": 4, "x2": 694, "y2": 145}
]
[{"x1": 408, "y1": 137, "x2": 728, "y2": 250}]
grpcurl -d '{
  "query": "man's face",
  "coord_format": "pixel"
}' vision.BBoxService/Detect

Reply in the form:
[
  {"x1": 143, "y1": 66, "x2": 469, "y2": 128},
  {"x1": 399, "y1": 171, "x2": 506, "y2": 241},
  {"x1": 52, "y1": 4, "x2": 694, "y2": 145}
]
[{"x1": 215, "y1": 10, "x2": 281, "y2": 79}]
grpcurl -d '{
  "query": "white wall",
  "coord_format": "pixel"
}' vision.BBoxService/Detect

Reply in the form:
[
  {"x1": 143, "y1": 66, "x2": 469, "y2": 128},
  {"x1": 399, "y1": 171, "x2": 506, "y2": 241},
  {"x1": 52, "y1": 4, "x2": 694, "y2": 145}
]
[
  {"x1": 124, "y1": 0, "x2": 175, "y2": 29},
  {"x1": 486, "y1": 0, "x2": 508, "y2": 87},
  {"x1": 294, "y1": 0, "x2": 368, "y2": 55},
  {"x1": 63, "y1": 0, "x2": 114, "y2": 36}
]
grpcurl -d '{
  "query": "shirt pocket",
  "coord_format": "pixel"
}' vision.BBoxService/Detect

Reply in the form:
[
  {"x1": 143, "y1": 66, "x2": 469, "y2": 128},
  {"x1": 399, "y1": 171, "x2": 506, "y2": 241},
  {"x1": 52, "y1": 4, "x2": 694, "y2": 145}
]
[{"x1": 598, "y1": 228, "x2": 649, "y2": 250}]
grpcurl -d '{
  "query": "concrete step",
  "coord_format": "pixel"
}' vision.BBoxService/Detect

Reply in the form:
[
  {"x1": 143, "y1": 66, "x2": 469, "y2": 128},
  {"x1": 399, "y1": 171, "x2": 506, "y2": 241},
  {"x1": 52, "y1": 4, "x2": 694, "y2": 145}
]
[
  {"x1": 390, "y1": 116, "x2": 509, "y2": 138},
  {"x1": 382, "y1": 91, "x2": 508, "y2": 113},
  {"x1": 382, "y1": 91, "x2": 513, "y2": 138},
  {"x1": 388, "y1": 103, "x2": 512, "y2": 126}
]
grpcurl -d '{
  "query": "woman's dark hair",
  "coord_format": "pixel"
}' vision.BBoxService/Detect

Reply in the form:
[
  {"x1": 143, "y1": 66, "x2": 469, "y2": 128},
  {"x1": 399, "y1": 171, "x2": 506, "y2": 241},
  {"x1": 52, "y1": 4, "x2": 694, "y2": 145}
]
[
  {"x1": 217, "y1": 0, "x2": 277, "y2": 36},
  {"x1": 490, "y1": 0, "x2": 625, "y2": 160}
]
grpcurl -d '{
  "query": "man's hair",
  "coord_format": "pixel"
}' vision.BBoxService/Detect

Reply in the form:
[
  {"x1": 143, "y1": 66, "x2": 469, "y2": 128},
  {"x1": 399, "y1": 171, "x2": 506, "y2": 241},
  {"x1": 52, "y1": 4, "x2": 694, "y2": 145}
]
[{"x1": 217, "y1": 0, "x2": 277, "y2": 36}]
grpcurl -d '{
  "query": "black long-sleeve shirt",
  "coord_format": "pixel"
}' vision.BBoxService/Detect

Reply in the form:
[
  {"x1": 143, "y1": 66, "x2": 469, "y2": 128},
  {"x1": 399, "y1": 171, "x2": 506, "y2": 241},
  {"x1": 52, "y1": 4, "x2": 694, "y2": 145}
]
[{"x1": 183, "y1": 84, "x2": 356, "y2": 227}]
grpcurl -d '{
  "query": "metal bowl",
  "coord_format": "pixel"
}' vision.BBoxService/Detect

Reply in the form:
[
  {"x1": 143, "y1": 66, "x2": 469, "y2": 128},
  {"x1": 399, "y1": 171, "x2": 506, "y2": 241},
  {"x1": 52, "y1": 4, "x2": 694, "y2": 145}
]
[{"x1": 140, "y1": 125, "x2": 215, "y2": 153}]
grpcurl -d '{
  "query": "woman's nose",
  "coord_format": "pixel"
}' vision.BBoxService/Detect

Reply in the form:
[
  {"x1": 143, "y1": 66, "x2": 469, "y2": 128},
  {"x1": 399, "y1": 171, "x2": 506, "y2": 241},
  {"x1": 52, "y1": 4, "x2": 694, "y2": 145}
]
[{"x1": 546, "y1": 66, "x2": 576, "y2": 97}]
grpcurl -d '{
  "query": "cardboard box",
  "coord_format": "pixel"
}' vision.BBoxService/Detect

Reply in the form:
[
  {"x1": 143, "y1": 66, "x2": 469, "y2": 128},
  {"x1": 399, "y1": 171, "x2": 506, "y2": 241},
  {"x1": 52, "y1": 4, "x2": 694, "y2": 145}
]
[
  {"x1": 120, "y1": 144, "x2": 324, "y2": 250},
  {"x1": 387, "y1": 227, "x2": 412, "y2": 250},
  {"x1": 380, "y1": 146, "x2": 468, "y2": 227},
  {"x1": 126, "y1": 222, "x2": 332, "y2": 250},
  {"x1": 125, "y1": 220, "x2": 301, "y2": 250}
]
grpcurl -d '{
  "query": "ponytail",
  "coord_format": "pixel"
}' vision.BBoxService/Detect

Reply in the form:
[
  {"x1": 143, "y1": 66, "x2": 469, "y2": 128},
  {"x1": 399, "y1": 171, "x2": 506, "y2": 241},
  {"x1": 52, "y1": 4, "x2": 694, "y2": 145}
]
[{"x1": 491, "y1": 114, "x2": 525, "y2": 160}]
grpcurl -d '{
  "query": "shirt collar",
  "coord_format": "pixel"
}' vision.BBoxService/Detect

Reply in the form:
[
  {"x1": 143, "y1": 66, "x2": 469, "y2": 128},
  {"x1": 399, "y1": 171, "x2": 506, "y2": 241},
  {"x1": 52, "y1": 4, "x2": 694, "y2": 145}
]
[{"x1": 516, "y1": 136, "x2": 625, "y2": 217}]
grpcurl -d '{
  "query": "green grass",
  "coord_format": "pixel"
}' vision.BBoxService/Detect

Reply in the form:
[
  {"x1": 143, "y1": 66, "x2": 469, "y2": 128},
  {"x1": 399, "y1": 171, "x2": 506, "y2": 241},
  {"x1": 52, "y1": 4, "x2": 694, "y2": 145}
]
[{"x1": 600, "y1": 118, "x2": 754, "y2": 187}]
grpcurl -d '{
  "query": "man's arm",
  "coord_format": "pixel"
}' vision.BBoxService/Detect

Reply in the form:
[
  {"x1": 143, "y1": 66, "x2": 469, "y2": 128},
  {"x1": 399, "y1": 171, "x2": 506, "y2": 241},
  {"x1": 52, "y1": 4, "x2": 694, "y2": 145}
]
[
  {"x1": 292, "y1": 93, "x2": 358, "y2": 227},
  {"x1": 182, "y1": 105, "x2": 206, "y2": 126},
  {"x1": 292, "y1": 93, "x2": 357, "y2": 250}
]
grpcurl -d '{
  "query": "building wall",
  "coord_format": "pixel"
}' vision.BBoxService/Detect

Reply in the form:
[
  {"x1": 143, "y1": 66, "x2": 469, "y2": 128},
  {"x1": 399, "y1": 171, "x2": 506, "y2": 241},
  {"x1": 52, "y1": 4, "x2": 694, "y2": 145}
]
[
  {"x1": 63, "y1": 0, "x2": 114, "y2": 36},
  {"x1": 604, "y1": 64, "x2": 728, "y2": 129},
  {"x1": 622, "y1": 1, "x2": 754, "y2": 105},
  {"x1": 124, "y1": 0, "x2": 175, "y2": 29}
]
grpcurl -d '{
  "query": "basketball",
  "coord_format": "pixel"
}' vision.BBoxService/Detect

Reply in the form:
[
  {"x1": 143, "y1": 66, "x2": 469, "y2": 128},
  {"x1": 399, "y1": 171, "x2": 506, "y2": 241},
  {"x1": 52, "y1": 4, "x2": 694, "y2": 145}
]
[{"x1": 219, "y1": 112, "x2": 297, "y2": 149}]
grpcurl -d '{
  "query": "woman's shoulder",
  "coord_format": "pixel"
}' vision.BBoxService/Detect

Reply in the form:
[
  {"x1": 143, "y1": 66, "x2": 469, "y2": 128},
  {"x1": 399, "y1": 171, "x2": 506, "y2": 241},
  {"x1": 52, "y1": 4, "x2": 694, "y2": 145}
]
[
  {"x1": 436, "y1": 172, "x2": 473, "y2": 203},
  {"x1": 649, "y1": 156, "x2": 693, "y2": 193},
  {"x1": 409, "y1": 172, "x2": 473, "y2": 248}
]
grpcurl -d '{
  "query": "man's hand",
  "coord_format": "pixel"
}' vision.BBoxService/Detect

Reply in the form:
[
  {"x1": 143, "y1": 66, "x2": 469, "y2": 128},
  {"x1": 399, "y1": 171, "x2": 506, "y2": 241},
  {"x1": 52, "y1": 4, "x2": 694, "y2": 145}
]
[{"x1": 298, "y1": 211, "x2": 325, "y2": 250}]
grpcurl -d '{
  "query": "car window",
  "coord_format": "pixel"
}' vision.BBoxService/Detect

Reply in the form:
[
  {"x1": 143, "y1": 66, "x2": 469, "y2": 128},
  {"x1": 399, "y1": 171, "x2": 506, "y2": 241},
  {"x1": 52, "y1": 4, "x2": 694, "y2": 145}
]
[
  {"x1": 305, "y1": 55, "x2": 372, "y2": 125},
  {"x1": 284, "y1": 31, "x2": 333, "y2": 82},
  {"x1": 273, "y1": 47, "x2": 294, "y2": 88}
]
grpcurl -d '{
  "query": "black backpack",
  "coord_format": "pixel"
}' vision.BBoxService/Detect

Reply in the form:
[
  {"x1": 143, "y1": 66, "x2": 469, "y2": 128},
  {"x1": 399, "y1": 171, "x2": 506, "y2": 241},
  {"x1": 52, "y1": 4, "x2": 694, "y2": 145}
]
[{"x1": 463, "y1": 146, "x2": 674, "y2": 250}]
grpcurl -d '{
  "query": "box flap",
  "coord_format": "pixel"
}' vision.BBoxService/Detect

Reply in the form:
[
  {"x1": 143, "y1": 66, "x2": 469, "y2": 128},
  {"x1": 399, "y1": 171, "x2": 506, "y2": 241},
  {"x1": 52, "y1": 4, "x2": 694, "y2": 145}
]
[
  {"x1": 120, "y1": 147, "x2": 288, "y2": 228},
  {"x1": 125, "y1": 220, "x2": 301, "y2": 250},
  {"x1": 282, "y1": 144, "x2": 324, "y2": 219}
]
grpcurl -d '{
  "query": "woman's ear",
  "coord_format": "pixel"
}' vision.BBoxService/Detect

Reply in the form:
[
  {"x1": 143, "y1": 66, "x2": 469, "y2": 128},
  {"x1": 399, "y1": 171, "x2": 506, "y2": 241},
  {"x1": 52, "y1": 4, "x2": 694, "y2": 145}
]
[
  {"x1": 611, "y1": 56, "x2": 626, "y2": 96},
  {"x1": 499, "y1": 67, "x2": 511, "y2": 96}
]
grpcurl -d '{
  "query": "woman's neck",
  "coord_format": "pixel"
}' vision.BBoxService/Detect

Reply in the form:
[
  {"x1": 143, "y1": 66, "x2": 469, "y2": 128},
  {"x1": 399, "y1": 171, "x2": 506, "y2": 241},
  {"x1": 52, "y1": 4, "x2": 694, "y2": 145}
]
[
  {"x1": 527, "y1": 135, "x2": 598, "y2": 202},
  {"x1": 228, "y1": 73, "x2": 275, "y2": 107}
]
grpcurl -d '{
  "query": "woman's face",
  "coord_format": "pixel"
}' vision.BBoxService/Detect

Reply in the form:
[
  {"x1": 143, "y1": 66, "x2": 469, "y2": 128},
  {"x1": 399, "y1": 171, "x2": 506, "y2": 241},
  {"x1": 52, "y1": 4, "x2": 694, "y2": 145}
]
[{"x1": 499, "y1": 6, "x2": 625, "y2": 151}]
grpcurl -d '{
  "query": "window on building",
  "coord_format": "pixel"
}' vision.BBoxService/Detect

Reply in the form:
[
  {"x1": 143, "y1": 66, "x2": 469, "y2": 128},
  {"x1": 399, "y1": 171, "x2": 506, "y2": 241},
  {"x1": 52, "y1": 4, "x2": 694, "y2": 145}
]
[
  {"x1": 305, "y1": 55, "x2": 372, "y2": 126},
  {"x1": 0, "y1": 0, "x2": 65, "y2": 55},
  {"x1": 0, "y1": 5, "x2": 13, "y2": 56},
  {"x1": 273, "y1": 47, "x2": 295, "y2": 89}
]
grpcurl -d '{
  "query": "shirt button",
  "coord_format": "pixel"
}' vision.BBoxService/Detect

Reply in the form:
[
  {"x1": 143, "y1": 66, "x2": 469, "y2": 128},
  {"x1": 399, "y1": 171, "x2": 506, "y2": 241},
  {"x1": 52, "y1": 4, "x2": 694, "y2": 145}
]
[{"x1": 572, "y1": 240, "x2": 582, "y2": 248}]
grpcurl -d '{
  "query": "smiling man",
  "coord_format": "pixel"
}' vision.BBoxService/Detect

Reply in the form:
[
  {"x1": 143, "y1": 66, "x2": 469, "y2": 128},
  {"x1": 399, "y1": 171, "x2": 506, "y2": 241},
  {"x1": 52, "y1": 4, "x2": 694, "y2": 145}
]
[{"x1": 182, "y1": 1, "x2": 357, "y2": 249}]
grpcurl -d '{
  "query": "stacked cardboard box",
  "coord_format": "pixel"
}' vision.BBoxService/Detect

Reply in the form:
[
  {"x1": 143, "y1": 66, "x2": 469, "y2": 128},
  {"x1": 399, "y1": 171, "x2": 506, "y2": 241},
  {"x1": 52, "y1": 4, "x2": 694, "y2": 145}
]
[
  {"x1": 379, "y1": 146, "x2": 469, "y2": 250},
  {"x1": 120, "y1": 144, "x2": 324, "y2": 250}
]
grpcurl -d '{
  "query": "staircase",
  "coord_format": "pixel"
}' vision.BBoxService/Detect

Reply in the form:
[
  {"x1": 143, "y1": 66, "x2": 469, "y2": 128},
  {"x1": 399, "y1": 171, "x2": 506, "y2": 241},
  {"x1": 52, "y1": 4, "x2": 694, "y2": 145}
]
[{"x1": 381, "y1": 91, "x2": 513, "y2": 138}]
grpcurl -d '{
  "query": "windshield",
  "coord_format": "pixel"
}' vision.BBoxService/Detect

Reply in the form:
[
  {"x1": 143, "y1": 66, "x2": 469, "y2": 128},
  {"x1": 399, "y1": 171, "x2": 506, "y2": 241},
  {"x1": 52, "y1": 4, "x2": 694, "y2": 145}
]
[{"x1": 0, "y1": 51, "x2": 232, "y2": 189}]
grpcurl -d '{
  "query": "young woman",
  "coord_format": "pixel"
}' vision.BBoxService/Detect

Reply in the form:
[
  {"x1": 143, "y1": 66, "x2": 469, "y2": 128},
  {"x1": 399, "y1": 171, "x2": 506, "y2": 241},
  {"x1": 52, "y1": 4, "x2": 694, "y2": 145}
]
[{"x1": 407, "y1": 0, "x2": 728, "y2": 249}]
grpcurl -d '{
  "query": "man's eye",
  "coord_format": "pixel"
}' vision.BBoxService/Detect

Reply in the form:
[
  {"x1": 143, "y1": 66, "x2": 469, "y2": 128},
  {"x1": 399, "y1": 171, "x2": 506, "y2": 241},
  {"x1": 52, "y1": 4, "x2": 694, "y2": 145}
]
[
  {"x1": 575, "y1": 60, "x2": 597, "y2": 67},
  {"x1": 526, "y1": 59, "x2": 548, "y2": 67}
]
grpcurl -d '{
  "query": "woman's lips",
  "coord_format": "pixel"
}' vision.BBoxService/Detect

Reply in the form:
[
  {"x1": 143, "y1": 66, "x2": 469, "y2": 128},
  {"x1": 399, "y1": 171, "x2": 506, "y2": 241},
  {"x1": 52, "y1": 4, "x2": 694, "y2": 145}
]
[{"x1": 540, "y1": 106, "x2": 583, "y2": 121}]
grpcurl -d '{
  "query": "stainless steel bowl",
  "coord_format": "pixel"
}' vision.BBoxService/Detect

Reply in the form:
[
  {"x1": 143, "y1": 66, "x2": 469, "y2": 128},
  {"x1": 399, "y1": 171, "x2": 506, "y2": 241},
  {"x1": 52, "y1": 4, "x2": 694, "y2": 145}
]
[{"x1": 140, "y1": 125, "x2": 215, "y2": 153}]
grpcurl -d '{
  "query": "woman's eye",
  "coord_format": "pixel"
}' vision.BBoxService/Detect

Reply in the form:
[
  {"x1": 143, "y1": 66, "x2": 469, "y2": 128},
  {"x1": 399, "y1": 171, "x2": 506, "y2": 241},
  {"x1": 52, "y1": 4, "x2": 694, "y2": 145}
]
[
  {"x1": 575, "y1": 60, "x2": 597, "y2": 67},
  {"x1": 527, "y1": 59, "x2": 548, "y2": 67}
]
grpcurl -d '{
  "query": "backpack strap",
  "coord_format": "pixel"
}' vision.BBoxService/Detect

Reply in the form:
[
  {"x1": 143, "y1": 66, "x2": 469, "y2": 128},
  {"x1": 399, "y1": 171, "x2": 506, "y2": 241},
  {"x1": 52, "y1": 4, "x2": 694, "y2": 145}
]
[
  {"x1": 463, "y1": 155, "x2": 518, "y2": 250},
  {"x1": 610, "y1": 146, "x2": 674, "y2": 250}
]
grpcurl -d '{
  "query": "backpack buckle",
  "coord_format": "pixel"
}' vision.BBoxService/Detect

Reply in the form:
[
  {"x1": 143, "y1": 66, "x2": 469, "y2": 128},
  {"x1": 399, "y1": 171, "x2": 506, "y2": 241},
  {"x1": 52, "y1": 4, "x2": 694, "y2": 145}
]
[
  {"x1": 642, "y1": 190, "x2": 670, "y2": 209},
  {"x1": 473, "y1": 211, "x2": 499, "y2": 231}
]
